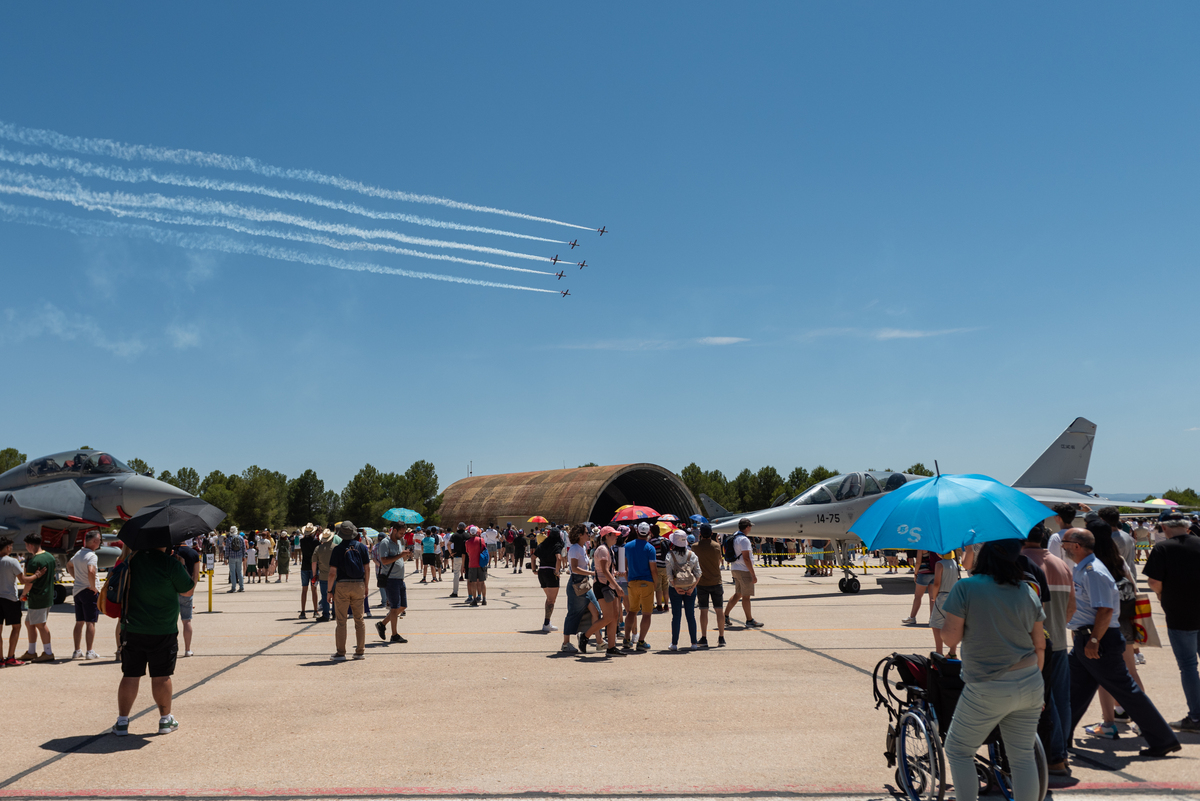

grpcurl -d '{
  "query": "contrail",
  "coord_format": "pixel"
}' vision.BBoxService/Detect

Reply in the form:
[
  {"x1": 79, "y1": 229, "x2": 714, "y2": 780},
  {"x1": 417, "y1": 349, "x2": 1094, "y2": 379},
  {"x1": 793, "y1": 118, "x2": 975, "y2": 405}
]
[
  {"x1": 0, "y1": 119, "x2": 595, "y2": 231},
  {"x1": 0, "y1": 146, "x2": 567, "y2": 244},
  {"x1": 0, "y1": 178, "x2": 558, "y2": 277},
  {"x1": 0, "y1": 168, "x2": 563, "y2": 266},
  {"x1": 0, "y1": 201, "x2": 561, "y2": 294}
]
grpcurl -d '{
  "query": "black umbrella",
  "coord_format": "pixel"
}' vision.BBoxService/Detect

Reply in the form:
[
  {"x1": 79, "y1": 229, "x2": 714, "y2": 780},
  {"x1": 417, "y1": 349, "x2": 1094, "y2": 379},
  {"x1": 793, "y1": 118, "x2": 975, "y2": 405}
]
[{"x1": 118, "y1": 497, "x2": 227, "y2": 551}]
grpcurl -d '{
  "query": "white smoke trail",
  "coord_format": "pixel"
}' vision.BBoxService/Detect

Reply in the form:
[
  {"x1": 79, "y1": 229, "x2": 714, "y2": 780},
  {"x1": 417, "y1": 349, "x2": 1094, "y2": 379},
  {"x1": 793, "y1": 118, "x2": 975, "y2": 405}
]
[
  {"x1": 0, "y1": 178, "x2": 557, "y2": 277},
  {"x1": 0, "y1": 146, "x2": 566, "y2": 244},
  {"x1": 0, "y1": 120, "x2": 595, "y2": 231},
  {"x1": 0, "y1": 168, "x2": 562, "y2": 266},
  {"x1": 0, "y1": 201, "x2": 561, "y2": 294}
]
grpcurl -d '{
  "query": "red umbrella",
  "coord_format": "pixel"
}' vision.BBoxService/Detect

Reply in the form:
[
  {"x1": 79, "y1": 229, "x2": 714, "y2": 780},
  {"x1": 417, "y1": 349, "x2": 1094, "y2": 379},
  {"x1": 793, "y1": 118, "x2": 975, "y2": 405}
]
[
  {"x1": 527, "y1": 515, "x2": 549, "y2": 523},
  {"x1": 610, "y1": 505, "x2": 659, "y2": 523}
]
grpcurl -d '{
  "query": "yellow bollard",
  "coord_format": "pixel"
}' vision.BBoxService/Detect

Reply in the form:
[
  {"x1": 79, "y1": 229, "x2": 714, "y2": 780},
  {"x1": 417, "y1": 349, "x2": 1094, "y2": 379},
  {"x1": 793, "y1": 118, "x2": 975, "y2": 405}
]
[{"x1": 208, "y1": 568, "x2": 213, "y2": 613}]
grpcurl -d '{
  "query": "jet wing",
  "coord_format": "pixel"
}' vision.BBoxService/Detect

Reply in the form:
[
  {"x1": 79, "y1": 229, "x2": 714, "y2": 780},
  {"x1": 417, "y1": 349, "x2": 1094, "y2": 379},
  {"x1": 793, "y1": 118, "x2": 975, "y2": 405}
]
[{"x1": 1016, "y1": 487, "x2": 1166, "y2": 511}]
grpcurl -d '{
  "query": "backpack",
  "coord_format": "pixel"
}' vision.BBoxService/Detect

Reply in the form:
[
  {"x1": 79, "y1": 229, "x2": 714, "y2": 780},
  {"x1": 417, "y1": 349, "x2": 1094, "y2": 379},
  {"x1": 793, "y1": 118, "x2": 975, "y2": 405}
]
[
  {"x1": 671, "y1": 551, "x2": 699, "y2": 590},
  {"x1": 722, "y1": 534, "x2": 740, "y2": 563},
  {"x1": 101, "y1": 560, "x2": 131, "y2": 619},
  {"x1": 339, "y1": 542, "x2": 365, "y2": 581},
  {"x1": 228, "y1": 535, "x2": 243, "y2": 553},
  {"x1": 479, "y1": 541, "x2": 490, "y2": 569}
]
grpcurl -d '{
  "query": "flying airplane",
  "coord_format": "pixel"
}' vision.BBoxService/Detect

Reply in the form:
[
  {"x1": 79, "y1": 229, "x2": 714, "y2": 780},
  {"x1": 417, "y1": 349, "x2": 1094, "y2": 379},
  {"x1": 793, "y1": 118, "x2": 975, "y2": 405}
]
[
  {"x1": 560, "y1": 289, "x2": 570, "y2": 297},
  {"x1": 0, "y1": 449, "x2": 196, "y2": 601},
  {"x1": 569, "y1": 239, "x2": 579, "y2": 249},
  {"x1": 577, "y1": 260, "x2": 587, "y2": 270},
  {"x1": 708, "y1": 417, "x2": 1160, "y2": 593},
  {"x1": 551, "y1": 255, "x2": 561, "y2": 265},
  {"x1": 597, "y1": 226, "x2": 607, "y2": 236},
  {"x1": 555, "y1": 271, "x2": 565, "y2": 280}
]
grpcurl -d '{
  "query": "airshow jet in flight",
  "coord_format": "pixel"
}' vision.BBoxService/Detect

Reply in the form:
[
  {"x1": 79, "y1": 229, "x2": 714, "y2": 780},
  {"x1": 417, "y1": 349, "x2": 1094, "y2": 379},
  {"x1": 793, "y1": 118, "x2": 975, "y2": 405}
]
[
  {"x1": 0, "y1": 449, "x2": 195, "y2": 599},
  {"x1": 708, "y1": 417, "x2": 1159, "y2": 593},
  {"x1": 597, "y1": 226, "x2": 607, "y2": 236},
  {"x1": 555, "y1": 271, "x2": 565, "y2": 280},
  {"x1": 551, "y1": 255, "x2": 561, "y2": 265},
  {"x1": 577, "y1": 260, "x2": 587, "y2": 270},
  {"x1": 569, "y1": 239, "x2": 579, "y2": 249},
  {"x1": 560, "y1": 289, "x2": 570, "y2": 297}
]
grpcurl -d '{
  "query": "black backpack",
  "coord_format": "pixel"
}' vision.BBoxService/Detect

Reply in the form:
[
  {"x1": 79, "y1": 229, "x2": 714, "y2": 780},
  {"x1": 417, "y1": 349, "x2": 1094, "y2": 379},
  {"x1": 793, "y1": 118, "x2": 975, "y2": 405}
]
[
  {"x1": 339, "y1": 542, "x2": 365, "y2": 581},
  {"x1": 228, "y1": 535, "x2": 243, "y2": 553},
  {"x1": 722, "y1": 534, "x2": 740, "y2": 563}
]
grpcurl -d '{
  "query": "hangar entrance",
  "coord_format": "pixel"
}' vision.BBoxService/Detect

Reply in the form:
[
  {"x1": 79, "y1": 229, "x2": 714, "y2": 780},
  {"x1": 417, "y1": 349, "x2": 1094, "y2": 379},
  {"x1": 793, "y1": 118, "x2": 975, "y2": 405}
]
[{"x1": 588, "y1": 465, "x2": 700, "y2": 525}]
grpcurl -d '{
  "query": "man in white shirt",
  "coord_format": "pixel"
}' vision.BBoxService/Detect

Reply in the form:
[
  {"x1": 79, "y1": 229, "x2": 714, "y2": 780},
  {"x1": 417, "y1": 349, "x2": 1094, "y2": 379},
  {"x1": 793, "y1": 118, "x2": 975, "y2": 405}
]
[
  {"x1": 723, "y1": 519, "x2": 763, "y2": 629},
  {"x1": 68, "y1": 531, "x2": 102, "y2": 659},
  {"x1": 1047, "y1": 503, "x2": 1081, "y2": 563}
]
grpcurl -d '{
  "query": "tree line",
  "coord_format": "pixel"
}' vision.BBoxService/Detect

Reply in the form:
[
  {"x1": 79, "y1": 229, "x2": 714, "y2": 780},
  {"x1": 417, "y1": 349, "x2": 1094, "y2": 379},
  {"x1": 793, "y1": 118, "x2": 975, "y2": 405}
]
[{"x1": 0, "y1": 447, "x2": 442, "y2": 532}]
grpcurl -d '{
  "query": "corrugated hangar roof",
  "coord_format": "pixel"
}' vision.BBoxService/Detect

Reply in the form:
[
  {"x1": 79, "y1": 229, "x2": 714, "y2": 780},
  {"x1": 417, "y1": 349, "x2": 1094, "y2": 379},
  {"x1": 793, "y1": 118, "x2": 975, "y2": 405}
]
[{"x1": 438, "y1": 463, "x2": 700, "y2": 527}]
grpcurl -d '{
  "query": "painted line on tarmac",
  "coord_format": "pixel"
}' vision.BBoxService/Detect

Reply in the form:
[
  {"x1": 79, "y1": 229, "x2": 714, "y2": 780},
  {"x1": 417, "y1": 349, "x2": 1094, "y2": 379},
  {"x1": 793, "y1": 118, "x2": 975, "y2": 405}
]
[{"x1": 0, "y1": 620, "x2": 321, "y2": 791}]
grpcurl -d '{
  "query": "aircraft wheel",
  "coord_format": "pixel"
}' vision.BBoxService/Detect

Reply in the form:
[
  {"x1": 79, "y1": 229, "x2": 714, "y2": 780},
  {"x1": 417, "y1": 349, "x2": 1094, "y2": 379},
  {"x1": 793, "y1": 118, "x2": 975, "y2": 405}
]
[
  {"x1": 838, "y1": 578, "x2": 848, "y2": 593},
  {"x1": 54, "y1": 584, "x2": 68, "y2": 606},
  {"x1": 847, "y1": 577, "x2": 861, "y2": 593}
]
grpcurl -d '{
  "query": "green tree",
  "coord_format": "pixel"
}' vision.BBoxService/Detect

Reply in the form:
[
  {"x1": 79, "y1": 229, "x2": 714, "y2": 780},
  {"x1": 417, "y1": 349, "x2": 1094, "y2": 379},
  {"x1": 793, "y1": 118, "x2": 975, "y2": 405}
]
[
  {"x1": 322, "y1": 489, "x2": 342, "y2": 524},
  {"x1": 1163, "y1": 487, "x2": 1200, "y2": 508},
  {"x1": 578, "y1": 462, "x2": 598, "y2": 468},
  {"x1": 127, "y1": 458, "x2": 154, "y2": 477},
  {"x1": 287, "y1": 469, "x2": 327, "y2": 526},
  {"x1": 200, "y1": 470, "x2": 238, "y2": 528},
  {"x1": 906, "y1": 463, "x2": 935, "y2": 477},
  {"x1": 728, "y1": 469, "x2": 755, "y2": 513},
  {"x1": 341, "y1": 464, "x2": 388, "y2": 525},
  {"x1": 158, "y1": 469, "x2": 174, "y2": 486},
  {"x1": 809, "y1": 465, "x2": 839, "y2": 485},
  {"x1": 0, "y1": 447, "x2": 28, "y2": 474},
  {"x1": 235, "y1": 466, "x2": 287, "y2": 530},
  {"x1": 785, "y1": 467, "x2": 811, "y2": 496},
  {"x1": 752, "y1": 466, "x2": 787, "y2": 510},
  {"x1": 173, "y1": 467, "x2": 200, "y2": 495}
]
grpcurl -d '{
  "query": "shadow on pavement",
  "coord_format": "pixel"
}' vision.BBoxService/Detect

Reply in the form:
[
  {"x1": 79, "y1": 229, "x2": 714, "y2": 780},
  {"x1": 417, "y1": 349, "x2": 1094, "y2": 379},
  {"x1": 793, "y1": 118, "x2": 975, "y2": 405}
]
[{"x1": 41, "y1": 733, "x2": 150, "y2": 754}]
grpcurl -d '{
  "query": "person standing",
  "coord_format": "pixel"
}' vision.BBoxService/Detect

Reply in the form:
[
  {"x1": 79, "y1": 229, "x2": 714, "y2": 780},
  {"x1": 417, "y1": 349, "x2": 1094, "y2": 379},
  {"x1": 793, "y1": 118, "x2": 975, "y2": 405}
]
[
  {"x1": 312, "y1": 528, "x2": 338, "y2": 622},
  {"x1": 560, "y1": 525, "x2": 597, "y2": 654},
  {"x1": 374, "y1": 525, "x2": 411, "y2": 645},
  {"x1": 623, "y1": 522, "x2": 658, "y2": 651},
  {"x1": 1061, "y1": 528, "x2": 1180, "y2": 758},
  {"x1": 665, "y1": 531, "x2": 701, "y2": 651},
  {"x1": 225, "y1": 528, "x2": 245, "y2": 592},
  {"x1": 513, "y1": 528, "x2": 527, "y2": 574},
  {"x1": 255, "y1": 533, "x2": 272, "y2": 584},
  {"x1": 420, "y1": 529, "x2": 437, "y2": 583},
  {"x1": 327, "y1": 522, "x2": 370, "y2": 661},
  {"x1": 902, "y1": 550, "x2": 937, "y2": 625},
  {"x1": 464, "y1": 526, "x2": 488, "y2": 606},
  {"x1": 276, "y1": 531, "x2": 290, "y2": 583},
  {"x1": 0, "y1": 536, "x2": 45, "y2": 666},
  {"x1": 724, "y1": 519, "x2": 763, "y2": 629},
  {"x1": 68, "y1": 531, "x2": 102, "y2": 660},
  {"x1": 111, "y1": 544, "x2": 196, "y2": 736},
  {"x1": 939, "y1": 539, "x2": 1046, "y2": 801},
  {"x1": 1144, "y1": 514, "x2": 1200, "y2": 732},
  {"x1": 694, "y1": 524, "x2": 725, "y2": 647},
  {"x1": 927, "y1": 551, "x2": 960, "y2": 657},
  {"x1": 173, "y1": 539, "x2": 201, "y2": 658},
  {"x1": 533, "y1": 528, "x2": 561, "y2": 633},
  {"x1": 449, "y1": 523, "x2": 468, "y2": 598},
  {"x1": 298, "y1": 525, "x2": 319, "y2": 619},
  {"x1": 21, "y1": 532, "x2": 57, "y2": 663},
  {"x1": 1047, "y1": 504, "x2": 1078, "y2": 562},
  {"x1": 582, "y1": 527, "x2": 622, "y2": 655},
  {"x1": 648, "y1": 523, "x2": 670, "y2": 612}
]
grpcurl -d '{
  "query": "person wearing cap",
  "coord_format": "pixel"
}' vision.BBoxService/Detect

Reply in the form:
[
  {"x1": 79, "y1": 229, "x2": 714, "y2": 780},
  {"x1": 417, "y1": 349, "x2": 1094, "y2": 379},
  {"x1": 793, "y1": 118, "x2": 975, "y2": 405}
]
[
  {"x1": 449, "y1": 523, "x2": 468, "y2": 598},
  {"x1": 327, "y1": 522, "x2": 371, "y2": 661},
  {"x1": 724, "y1": 518, "x2": 763, "y2": 629},
  {"x1": 939, "y1": 539, "x2": 1046, "y2": 801},
  {"x1": 298, "y1": 524, "x2": 320, "y2": 620},
  {"x1": 623, "y1": 522, "x2": 659, "y2": 650},
  {"x1": 665, "y1": 530, "x2": 701, "y2": 651},
  {"x1": 1144, "y1": 513, "x2": 1200, "y2": 733},
  {"x1": 1061, "y1": 527, "x2": 1180, "y2": 758},
  {"x1": 694, "y1": 524, "x2": 725, "y2": 647}
]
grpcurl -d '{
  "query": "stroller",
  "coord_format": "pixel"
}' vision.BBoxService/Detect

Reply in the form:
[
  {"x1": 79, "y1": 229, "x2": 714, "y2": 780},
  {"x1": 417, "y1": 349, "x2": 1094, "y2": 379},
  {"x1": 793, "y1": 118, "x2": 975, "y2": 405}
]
[{"x1": 872, "y1": 652, "x2": 1048, "y2": 801}]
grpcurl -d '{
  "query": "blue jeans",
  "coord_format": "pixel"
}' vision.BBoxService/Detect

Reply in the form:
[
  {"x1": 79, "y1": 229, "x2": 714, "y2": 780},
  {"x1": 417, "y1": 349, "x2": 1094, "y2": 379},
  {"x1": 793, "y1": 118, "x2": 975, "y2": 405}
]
[
  {"x1": 318, "y1": 579, "x2": 330, "y2": 617},
  {"x1": 563, "y1": 577, "x2": 596, "y2": 636},
  {"x1": 1168, "y1": 628, "x2": 1200, "y2": 721},
  {"x1": 945, "y1": 665, "x2": 1043, "y2": 801},
  {"x1": 1036, "y1": 648, "x2": 1071, "y2": 763},
  {"x1": 669, "y1": 586, "x2": 697, "y2": 646},
  {"x1": 228, "y1": 558, "x2": 244, "y2": 590}
]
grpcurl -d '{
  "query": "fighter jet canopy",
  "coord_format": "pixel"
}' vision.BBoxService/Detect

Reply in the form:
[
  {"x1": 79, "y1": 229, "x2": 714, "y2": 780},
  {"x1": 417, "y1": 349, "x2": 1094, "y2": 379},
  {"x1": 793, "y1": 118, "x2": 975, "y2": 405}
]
[
  {"x1": 787, "y1": 472, "x2": 913, "y2": 506},
  {"x1": 0, "y1": 449, "x2": 134, "y2": 490}
]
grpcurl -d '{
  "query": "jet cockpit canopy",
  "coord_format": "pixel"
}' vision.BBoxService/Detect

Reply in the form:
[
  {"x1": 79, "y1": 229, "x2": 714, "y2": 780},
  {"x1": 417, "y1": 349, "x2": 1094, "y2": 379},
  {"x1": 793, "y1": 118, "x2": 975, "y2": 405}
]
[
  {"x1": 788, "y1": 471, "x2": 913, "y2": 506},
  {"x1": 0, "y1": 449, "x2": 134, "y2": 490}
]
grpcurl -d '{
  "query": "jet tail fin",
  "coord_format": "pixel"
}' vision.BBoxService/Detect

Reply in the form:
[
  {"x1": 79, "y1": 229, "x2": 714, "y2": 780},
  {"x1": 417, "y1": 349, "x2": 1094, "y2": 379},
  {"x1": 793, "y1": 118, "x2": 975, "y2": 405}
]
[
  {"x1": 1012, "y1": 417, "x2": 1097, "y2": 492},
  {"x1": 699, "y1": 493, "x2": 736, "y2": 522}
]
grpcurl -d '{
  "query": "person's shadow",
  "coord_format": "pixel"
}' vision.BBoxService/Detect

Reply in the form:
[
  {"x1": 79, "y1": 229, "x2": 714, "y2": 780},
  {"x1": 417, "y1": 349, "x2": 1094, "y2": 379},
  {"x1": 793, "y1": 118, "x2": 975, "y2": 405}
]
[{"x1": 41, "y1": 733, "x2": 151, "y2": 754}]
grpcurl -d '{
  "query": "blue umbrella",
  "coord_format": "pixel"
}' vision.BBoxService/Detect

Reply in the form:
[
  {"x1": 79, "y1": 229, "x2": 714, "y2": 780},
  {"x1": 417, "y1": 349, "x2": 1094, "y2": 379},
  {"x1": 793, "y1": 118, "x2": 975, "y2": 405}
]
[
  {"x1": 689, "y1": 514, "x2": 709, "y2": 524},
  {"x1": 848, "y1": 474, "x2": 1052, "y2": 554},
  {"x1": 359, "y1": 527, "x2": 380, "y2": 540},
  {"x1": 381, "y1": 507, "x2": 424, "y2": 525}
]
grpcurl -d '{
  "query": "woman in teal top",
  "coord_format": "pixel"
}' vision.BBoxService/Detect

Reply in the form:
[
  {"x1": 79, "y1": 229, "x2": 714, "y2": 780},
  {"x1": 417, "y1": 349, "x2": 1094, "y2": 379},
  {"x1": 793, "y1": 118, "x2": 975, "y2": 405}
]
[{"x1": 941, "y1": 539, "x2": 1046, "y2": 801}]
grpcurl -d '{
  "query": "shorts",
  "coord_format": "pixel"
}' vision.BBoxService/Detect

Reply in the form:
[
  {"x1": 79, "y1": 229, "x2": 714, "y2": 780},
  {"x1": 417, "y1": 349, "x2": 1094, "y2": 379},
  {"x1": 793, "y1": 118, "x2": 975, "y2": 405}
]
[
  {"x1": 26, "y1": 606, "x2": 50, "y2": 625},
  {"x1": 597, "y1": 583, "x2": 617, "y2": 603},
  {"x1": 258, "y1": 558, "x2": 270, "y2": 570},
  {"x1": 628, "y1": 580, "x2": 655, "y2": 615},
  {"x1": 0, "y1": 597, "x2": 20, "y2": 626},
  {"x1": 538, "y1": 569, "x2": 560, "y2": 589},
  {"x1": 178, "y1": 593, "x2": 194, "y2": 621},
  {"x1": 74, "y1": 589, "x2": 100, "y2": 623},
  {"x1": 1119, "y1": 597, "x2": 1137, "y2": 641},
  {"x1": 467, "y1": 567, "x2": 487, "y2": 582},
  {"x1": 655, "y1": 568, "x2": 669, "y2": 595},
  {"x1": 697, "y1": 584, "x2": 724, "y2": 609},
  {"x1": 300, "y1": 569, "x2": 314, "y2": 585},
  {"x1": 732, "y1": 570, "x2": 755, "y2": 597},
  {"x1": 120, "y1": 630, "x2": 179, "y2": 678},
  {"x1": 385, "y1": 579, "x2": 408, "y2": 609},
  {"x1": 916, "y1": 573, "x2": 935, "y2": 587},
  {"x1": 422, "y1": 553, "x2": 436, "y2": 566}
]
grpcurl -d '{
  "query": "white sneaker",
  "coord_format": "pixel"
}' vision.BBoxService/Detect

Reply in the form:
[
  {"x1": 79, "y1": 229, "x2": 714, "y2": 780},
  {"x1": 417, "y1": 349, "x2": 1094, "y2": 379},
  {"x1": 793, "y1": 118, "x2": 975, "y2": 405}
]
[
  {"x1": 71, "y1": 650, "x2": 84, "y2": 659},
  {"x1": 184, "y1": 650, "x2": 194, "y2": 657},
  {"x1": 157, "y1": 715, "x2": 179, "y2": 735},
  {"x1": 668, "y1": 643, "x2": 678, "y2": 651},
  {"x1": 1134, "y1": 652, "x2": 1146, "y2": 665},
  {"x1": 85, "y1": 650, "x2": 99, "y2": 660},
  {"x1": 542, "y1": 623, "x2": 558, "y2": 633},
  {"x1": 901, "y1": 617, "x2": 916, "y2": 625}
]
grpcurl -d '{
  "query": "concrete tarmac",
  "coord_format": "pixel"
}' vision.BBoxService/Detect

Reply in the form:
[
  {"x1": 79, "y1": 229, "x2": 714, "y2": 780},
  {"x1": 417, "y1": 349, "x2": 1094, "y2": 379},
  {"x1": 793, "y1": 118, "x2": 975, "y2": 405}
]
[{"x1": 1, "y1": 562, "x2": 1196, "y2": 799}]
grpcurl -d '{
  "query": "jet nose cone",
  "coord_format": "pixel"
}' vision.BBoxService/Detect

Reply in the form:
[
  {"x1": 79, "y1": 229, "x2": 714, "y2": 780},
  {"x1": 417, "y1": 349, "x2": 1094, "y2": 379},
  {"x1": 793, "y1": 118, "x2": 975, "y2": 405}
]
[{"x1": 121, "y1": 475, "x2": 194, "y2": 517}]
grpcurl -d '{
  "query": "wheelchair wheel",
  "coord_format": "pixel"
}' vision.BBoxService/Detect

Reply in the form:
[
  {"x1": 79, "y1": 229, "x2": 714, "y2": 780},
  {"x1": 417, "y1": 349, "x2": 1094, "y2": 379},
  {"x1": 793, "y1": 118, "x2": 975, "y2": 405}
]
[
  {"x1": 897, "y1": 710, "x2": 946, "y2": 801},
  {"x1": 987, "y1": 733, "x2": 1048, "y2": 801}
]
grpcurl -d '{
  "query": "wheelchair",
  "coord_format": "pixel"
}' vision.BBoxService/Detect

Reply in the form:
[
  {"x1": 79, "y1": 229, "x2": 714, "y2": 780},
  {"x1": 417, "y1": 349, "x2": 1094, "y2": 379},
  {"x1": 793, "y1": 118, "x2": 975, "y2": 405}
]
[{"x1": 873, "y1": 652, "x2": 1048, "y2": 801}]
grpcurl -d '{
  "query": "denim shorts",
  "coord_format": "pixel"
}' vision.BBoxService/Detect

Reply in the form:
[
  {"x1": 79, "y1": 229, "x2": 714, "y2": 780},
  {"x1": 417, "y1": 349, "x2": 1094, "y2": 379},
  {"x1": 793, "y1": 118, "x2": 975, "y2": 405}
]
[
  {"x1": 385, "y1": 579, "x2": 407, "y2": 609},
  {"x1": 178, "y1": 593, "x2": 194, "y2": 621},
  {"x1": 916, "y1": 573, "x2": 935, "y2": 587},
  {"x1": 300, "y1": 569, "x2": 313, "y2": 585}
]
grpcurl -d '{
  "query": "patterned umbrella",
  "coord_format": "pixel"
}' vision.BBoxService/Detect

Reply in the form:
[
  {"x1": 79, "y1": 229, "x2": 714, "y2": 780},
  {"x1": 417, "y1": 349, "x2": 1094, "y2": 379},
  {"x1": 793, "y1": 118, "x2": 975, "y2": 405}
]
[
  {"x1": 1146, "y1": 498, "x2": 1179, "y2": 506},
  {"x1": 527, "y1": 515, "x2": 549, "y2": 523},
  {"x1": 382, "y1": 508, "x2": 424, "y2": 524},
  {"x1": 658, "y1": 514, "x2": 681, "y2": 523},
  {"x1": 610, "y1": 505, "x2": 659, "y2": 523}
]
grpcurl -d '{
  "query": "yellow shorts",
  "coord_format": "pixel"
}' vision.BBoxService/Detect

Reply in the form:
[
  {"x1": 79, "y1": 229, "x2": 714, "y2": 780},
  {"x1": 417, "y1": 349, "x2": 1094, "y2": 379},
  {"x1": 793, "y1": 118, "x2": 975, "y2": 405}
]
[
  {"x1": 732, "y1": 570, "x2": 756, "y2": 597},
  {"x1": 627, "y1": 580, "x2": 655, "y2": 615}
]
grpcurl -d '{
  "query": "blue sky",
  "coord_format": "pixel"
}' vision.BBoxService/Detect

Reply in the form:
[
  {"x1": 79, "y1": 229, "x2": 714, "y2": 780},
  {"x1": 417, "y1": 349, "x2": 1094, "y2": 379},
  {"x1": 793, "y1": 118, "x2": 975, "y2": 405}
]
[{"x1": 1, "y1": 4, "x2": 1197, "y2": 496}]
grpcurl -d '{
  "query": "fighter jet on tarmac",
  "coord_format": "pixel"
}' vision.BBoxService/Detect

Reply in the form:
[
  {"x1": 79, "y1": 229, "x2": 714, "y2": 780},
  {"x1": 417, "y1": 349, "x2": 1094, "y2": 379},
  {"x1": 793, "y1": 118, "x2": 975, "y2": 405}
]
[
  {"x1": 569, "y1": 239, "x2": 579, "y2": 249},
  {"x1": 0, "y1": 449, "x2": 194, "y2": 598},
  {"x1": 708, "y1": 418, "x2": 1159, "y2": 593}
]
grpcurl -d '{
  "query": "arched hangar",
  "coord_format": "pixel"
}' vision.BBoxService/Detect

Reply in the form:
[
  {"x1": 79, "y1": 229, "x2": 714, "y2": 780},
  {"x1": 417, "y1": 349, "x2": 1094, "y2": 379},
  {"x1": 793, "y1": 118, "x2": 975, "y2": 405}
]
[{"x1": 438, "y1": 463, "x2": 700, "y2": 529}]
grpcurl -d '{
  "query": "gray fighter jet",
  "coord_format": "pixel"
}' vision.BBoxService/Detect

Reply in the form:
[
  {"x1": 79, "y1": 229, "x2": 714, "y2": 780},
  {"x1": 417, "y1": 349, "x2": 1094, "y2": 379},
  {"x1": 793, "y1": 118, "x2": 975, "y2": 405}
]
[
  {"x1": 708, "y1": 417, "x2": 1156, "y2": 593},
  {"x1": 0, "y1": 449, "x2": 193, "y2": 600}
]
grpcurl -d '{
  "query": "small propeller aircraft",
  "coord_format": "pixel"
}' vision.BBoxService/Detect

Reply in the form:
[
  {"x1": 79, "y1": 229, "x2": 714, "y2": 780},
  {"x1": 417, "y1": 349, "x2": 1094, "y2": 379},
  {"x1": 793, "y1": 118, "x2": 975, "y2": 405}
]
[
  {"x1": 555, "y1": 271, "x2": 565, "y2": 280},
  {"x1": 597, "y1": 226, "x2": 607, "y2": 236},
  {"x1": 569, "y1": 239, "x2": 579, "y2": 249},
  {"x1": 551, "y1": 255, "x2": 560, "y2": 265},
  {"x1": 560, "y1": 289, "x2": 570, "y2": 297},
  {"x1": 577, "y1": 260, "x2": 587, "y2": 270}
]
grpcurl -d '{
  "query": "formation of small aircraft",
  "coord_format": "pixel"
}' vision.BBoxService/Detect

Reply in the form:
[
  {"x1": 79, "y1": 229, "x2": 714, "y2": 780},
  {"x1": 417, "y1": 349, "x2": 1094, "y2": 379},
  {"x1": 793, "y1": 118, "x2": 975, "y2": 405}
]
[{"x1": 548, "y1": 226, "x2": 605, "y2": 297}]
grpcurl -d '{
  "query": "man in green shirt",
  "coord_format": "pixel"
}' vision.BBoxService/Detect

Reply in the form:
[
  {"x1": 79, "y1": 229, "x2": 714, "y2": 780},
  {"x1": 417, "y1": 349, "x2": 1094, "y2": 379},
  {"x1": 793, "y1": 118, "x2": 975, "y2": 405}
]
[
  {"x1": 113, "y1": 546, "x2": 195, "y2": 737},
  {"x1": 21, "y1": 532, "x2": 58, "y2": 663}
]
